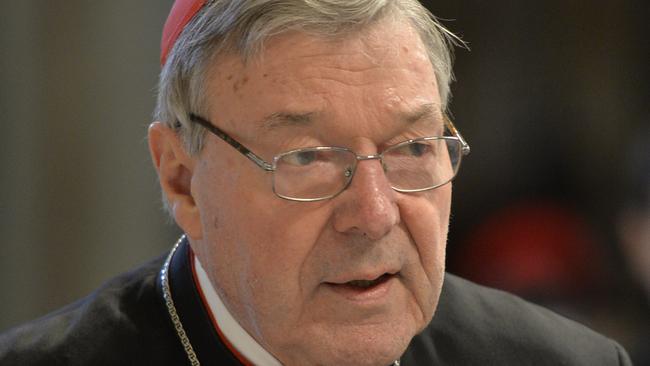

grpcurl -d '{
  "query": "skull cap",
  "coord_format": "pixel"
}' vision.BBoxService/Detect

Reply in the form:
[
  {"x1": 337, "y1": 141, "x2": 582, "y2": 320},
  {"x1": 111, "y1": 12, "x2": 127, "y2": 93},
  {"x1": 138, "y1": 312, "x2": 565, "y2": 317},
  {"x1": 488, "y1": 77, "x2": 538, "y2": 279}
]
[{"x1": 161, "y1": 0, "x2": 207, "y2": 65}]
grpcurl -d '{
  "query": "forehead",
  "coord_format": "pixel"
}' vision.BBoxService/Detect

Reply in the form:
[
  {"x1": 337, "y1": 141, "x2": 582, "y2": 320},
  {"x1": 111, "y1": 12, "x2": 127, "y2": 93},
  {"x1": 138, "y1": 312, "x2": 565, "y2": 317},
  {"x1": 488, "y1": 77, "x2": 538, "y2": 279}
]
[{"x1": 204, "y1": 19, "x2": 441, "y2": 140}]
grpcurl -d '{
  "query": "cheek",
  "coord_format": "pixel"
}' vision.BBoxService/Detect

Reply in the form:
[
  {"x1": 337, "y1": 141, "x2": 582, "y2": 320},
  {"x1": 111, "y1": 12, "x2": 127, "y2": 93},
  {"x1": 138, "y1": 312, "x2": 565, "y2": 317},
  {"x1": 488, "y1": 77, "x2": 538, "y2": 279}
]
[
  {"x1": 219, "y1": 202, "x2": 334, "y2": 340},
  {"x1": 197, "y1": 163, "x2": 333, "y2": 308},
  {"x1": 242, "y1": 203, "x2": 332, "y2": 291},
  {"x1": 398, "y1": 185, "x2": 451, "y2": 312},
  {"x1": 402, "y1": 186, "x2": 450, "y2": 257}
]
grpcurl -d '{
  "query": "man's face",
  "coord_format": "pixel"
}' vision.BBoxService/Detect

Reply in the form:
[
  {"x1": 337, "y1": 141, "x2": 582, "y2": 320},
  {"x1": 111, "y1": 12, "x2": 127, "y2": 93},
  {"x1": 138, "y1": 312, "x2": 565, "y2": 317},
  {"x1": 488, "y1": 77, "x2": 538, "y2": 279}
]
[{"x1": 189, "y1": 19, "x2": 451, "y2": 366}]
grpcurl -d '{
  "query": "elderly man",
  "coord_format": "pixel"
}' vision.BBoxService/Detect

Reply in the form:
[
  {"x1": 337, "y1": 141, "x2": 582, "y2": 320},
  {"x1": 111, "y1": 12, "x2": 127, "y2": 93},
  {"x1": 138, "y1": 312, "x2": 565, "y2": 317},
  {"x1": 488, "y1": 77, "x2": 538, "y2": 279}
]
[{"x1": 0, "y1": 0, "x2": 632, "y2": 365}]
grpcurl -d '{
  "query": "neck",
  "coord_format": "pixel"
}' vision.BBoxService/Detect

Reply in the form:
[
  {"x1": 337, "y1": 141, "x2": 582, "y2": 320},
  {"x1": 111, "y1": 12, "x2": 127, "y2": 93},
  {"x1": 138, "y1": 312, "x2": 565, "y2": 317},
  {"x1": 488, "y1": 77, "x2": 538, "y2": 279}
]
[{"x1": 193, "y1": 255, "x2": 283, "y2": 366}]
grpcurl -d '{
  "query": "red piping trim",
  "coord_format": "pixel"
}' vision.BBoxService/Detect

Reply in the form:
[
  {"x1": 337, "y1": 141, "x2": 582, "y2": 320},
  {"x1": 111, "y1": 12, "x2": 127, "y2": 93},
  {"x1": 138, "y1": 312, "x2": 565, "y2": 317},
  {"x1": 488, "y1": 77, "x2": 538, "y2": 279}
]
[{"x1": 189, "y1": 249, "x2": 254, "y2": 366}]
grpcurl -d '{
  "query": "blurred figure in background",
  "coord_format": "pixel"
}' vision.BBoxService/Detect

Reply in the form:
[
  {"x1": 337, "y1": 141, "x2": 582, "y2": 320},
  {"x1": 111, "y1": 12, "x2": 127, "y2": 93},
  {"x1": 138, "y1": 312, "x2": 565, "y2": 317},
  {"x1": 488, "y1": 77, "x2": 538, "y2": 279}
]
[
  {"x1": 453, "y1": 177, "x2": 649, "y2": 364},
  {"x1": 617, "y1": 125, "x2": 650, "y2": 364},
  {"x1": 454, "y1": 200, "x2": 609, "y2": 307},
  {"x1": 618, "y1": 126, "x2": 650, "y2": 300}
]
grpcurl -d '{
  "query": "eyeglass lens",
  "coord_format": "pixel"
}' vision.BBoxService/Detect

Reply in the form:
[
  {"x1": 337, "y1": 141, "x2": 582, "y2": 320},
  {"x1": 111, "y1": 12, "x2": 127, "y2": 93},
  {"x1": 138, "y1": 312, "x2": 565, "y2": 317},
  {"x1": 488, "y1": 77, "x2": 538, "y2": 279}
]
[{"x1": 273, "y1": 138, "x2": 462, "y2": 200}]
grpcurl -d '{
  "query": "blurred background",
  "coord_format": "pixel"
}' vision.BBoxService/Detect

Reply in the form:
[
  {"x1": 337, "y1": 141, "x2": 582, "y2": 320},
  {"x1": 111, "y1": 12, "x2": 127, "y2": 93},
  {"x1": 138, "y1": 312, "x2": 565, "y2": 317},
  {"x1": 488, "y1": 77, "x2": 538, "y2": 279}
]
[{"x1": 0, "y1": 0, "x2": 648, "y2": 363}]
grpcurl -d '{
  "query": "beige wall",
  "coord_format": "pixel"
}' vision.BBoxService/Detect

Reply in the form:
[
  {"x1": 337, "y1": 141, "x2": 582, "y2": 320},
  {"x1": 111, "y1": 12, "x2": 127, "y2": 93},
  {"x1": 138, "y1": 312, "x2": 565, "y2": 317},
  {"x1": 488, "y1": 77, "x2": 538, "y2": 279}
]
[{"x1": 0, "y1": 1, "x2": 178, "y2": 330}]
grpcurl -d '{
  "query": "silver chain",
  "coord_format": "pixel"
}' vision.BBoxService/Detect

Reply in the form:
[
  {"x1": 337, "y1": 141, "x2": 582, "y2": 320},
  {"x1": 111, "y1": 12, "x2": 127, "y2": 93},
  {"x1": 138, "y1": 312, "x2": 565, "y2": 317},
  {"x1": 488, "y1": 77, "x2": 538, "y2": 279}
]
[{"x1": 160, "y1": 235, "x2": 201, "y2": 366}]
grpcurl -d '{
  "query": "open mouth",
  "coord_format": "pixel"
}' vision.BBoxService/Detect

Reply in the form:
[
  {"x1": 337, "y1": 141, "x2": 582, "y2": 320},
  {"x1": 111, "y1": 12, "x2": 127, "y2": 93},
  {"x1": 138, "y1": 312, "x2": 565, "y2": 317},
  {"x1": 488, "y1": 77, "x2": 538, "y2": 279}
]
[
  {"x1": 323, "y1": 271, "x2": 399, "y2": 301},
  {"x1": 325, "y1": 272, "x2": 398, "y2": 296},
  {"x1": 344, "y1": 273, "x2": 393, "y2": 289}
]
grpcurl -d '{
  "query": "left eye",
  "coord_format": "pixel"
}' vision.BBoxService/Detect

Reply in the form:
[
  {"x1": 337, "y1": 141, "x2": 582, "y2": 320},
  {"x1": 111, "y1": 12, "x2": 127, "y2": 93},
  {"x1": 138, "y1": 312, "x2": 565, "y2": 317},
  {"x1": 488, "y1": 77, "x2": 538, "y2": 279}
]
[{"x1": 407, "y1": 142, "x2": 430, "y2": 157}]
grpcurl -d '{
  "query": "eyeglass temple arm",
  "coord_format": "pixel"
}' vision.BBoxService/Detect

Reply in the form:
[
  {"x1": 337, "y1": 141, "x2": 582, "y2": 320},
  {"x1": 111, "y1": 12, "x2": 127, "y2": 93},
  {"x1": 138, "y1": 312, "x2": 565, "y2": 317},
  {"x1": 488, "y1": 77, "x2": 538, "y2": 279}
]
[
  {"x1": 444, "y1": 117, "x2": 471, "y2": 155},
  {"x1": 188, "y1": 114, "x2": 275, "y2": 171}
]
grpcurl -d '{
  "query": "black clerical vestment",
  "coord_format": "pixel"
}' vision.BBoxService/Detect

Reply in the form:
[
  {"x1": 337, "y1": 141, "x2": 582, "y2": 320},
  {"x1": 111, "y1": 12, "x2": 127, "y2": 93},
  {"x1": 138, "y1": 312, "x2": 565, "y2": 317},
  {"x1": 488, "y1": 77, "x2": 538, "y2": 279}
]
[{"x1": 0, "y1": 238, "x2": 632, "y2": 365}]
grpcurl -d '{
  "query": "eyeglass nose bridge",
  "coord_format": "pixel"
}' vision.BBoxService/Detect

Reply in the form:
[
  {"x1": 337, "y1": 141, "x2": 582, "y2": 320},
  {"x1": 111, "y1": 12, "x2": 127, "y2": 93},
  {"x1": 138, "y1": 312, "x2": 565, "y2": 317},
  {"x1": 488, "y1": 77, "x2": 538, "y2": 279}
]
[
  {"x1": 355, "y1": 153, "x2": 383, "y2": 161},
  {"x1": 343, "y1": 153, "x2": 386, "y2": 179}
]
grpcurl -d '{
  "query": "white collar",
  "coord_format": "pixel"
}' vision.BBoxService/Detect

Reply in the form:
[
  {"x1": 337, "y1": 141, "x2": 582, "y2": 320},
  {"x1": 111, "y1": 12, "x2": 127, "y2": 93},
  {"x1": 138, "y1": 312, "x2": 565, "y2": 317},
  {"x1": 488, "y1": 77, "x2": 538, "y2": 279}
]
[{"x1": 194, "y1": 256, "x2": 283, "y2": 366}]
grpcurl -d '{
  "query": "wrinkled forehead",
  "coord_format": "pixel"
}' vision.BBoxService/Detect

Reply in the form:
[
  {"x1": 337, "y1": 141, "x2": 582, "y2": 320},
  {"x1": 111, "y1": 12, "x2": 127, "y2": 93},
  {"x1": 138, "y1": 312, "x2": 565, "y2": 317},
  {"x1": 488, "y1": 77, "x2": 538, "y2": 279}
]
[
  {"x1": 201, "y1": 21, "x2": 442, "y2": 140},
  {"x1": 207, "y1": 20, "x2": 435, "y2": 92},
  {"x1": 241, "y1": 21, "x2": 425, "y2": 70}
]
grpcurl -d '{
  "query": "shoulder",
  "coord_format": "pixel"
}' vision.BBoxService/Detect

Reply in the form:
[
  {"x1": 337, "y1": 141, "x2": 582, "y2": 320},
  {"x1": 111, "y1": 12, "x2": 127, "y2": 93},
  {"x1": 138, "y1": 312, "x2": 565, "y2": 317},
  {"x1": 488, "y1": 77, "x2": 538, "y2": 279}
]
[
  {"x1": 0, "y1": 255, "x2": 186, "y2": 366},
  {"x1": 404, "y1": 273, "x2": 631, "y2": 365}
]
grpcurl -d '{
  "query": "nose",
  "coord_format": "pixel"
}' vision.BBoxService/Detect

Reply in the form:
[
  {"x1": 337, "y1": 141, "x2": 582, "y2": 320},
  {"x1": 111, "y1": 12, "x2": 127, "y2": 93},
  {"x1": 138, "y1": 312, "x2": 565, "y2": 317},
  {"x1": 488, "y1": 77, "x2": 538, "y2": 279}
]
[{"x1": 331, "y1": 157, "x2": 400, "y2": 240}]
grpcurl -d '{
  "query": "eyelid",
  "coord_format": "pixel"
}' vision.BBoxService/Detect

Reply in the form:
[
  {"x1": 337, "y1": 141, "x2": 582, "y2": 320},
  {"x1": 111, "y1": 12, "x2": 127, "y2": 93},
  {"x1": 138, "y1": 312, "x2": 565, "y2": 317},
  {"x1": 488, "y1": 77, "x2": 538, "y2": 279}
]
[
  {"x1": 382, "y1": 128, "x2": 444, "y2": 149},
  {"x1": 273, "y1": 118, "x2": 445, "y2": 155},
  {"x1": 272, "y1": 135, "x2": 326, "y2": 155}
]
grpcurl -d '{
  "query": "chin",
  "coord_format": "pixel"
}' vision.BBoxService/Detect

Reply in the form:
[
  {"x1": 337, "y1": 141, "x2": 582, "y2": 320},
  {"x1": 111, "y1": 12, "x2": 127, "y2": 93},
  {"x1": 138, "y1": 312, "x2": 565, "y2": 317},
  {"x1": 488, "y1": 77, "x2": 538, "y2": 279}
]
[
  {"x1": 330, "y1": 341, "x2": 406, "y2": 366},
  {"x1": 282, "y1": 318, "x2": 416, "y2": 366}
]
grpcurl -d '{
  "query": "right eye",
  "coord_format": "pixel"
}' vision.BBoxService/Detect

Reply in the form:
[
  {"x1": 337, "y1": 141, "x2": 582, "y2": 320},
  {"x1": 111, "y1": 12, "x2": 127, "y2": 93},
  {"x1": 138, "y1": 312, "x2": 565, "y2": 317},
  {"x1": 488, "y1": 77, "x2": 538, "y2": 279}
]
[{"x1": 283, "y1": 150, "x2": 317, "y2": 166}]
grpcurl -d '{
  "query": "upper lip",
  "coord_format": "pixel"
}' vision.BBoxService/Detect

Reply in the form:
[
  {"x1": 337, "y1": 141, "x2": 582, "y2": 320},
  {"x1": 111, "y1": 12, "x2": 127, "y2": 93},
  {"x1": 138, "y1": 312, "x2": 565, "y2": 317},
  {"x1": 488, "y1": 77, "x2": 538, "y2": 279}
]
[{"x1": 324, "y1": 267, "x2": 400, "y2": 285}]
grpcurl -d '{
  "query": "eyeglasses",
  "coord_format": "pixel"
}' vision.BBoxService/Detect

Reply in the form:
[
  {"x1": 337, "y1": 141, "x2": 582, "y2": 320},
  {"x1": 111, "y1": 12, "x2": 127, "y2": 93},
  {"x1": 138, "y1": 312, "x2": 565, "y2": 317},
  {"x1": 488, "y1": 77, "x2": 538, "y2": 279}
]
[{"x1": 189, "y1": 114, "x2": 470, "y2": 202}]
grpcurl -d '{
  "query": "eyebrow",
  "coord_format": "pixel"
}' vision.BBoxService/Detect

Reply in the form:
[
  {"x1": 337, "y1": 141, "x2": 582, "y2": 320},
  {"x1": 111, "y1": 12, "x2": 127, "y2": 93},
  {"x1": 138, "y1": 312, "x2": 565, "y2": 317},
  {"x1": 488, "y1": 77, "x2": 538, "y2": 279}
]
[
  {"x1": 259, "y1": 103, "x2": 441, "y2": 131},
  {"x1": 261, "y1": 111, "x2": 316, "y2": 131},
  {"x1": 401, "y1": 103, "x2": 442, "y2": 125}
]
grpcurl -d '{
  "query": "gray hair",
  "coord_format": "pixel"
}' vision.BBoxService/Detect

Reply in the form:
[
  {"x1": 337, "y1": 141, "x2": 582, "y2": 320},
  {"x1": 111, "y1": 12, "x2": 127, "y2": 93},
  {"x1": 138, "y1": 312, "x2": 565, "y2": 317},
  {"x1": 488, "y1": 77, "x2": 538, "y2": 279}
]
[{"x1": 154, "y1": 0, "x2": 461, "y2": 155}]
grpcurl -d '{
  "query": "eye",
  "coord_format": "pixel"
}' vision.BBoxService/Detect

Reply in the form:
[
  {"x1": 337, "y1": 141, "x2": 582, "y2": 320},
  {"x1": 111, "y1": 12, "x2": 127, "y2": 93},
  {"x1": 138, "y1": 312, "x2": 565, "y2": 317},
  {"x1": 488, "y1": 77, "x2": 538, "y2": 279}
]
[
  {"x1": 406, "y1": 142, "x2": 431, "y2": 157},
  {"x1": 284, "y1": 150, "x2": 317, "y2": 166}
]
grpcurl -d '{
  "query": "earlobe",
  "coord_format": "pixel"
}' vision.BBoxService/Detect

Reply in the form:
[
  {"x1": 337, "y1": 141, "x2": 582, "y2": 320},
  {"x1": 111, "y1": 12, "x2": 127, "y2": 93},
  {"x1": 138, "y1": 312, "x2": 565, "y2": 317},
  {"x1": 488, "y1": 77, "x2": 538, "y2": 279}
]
[{"x1": 148, "y1": 122, "x2": 203, "y2": 239}]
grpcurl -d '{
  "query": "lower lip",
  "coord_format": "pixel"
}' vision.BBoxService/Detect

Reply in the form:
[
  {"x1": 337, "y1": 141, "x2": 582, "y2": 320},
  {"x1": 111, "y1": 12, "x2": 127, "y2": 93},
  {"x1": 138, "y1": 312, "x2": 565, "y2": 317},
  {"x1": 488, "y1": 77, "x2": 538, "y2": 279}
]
[{"x1": 324, "y1": 274, "x2": 397, "y2": 303}]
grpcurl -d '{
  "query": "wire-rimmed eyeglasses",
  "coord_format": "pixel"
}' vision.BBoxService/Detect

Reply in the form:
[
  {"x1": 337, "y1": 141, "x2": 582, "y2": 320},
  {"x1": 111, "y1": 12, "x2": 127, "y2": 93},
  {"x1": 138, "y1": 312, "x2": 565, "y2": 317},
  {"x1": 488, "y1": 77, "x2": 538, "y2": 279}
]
[{"x1": 188, "y1": 114, "x2": 470, "y2": 202}]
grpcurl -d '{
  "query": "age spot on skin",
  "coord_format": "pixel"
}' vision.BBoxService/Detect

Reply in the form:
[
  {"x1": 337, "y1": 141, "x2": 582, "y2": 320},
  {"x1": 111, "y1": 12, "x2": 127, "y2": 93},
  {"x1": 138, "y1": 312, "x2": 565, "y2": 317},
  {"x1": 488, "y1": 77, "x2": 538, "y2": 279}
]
[{"x1": 232, "y1": 76, "x2": 250, "y2": 92}]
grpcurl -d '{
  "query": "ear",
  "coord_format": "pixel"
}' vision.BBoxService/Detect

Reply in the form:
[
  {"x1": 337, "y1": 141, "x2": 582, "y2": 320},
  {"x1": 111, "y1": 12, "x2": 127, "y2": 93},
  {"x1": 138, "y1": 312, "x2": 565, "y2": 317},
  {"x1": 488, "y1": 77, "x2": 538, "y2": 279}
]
[{"x1": 148, "y1": 122, "x2": 203, "y2": 239}]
